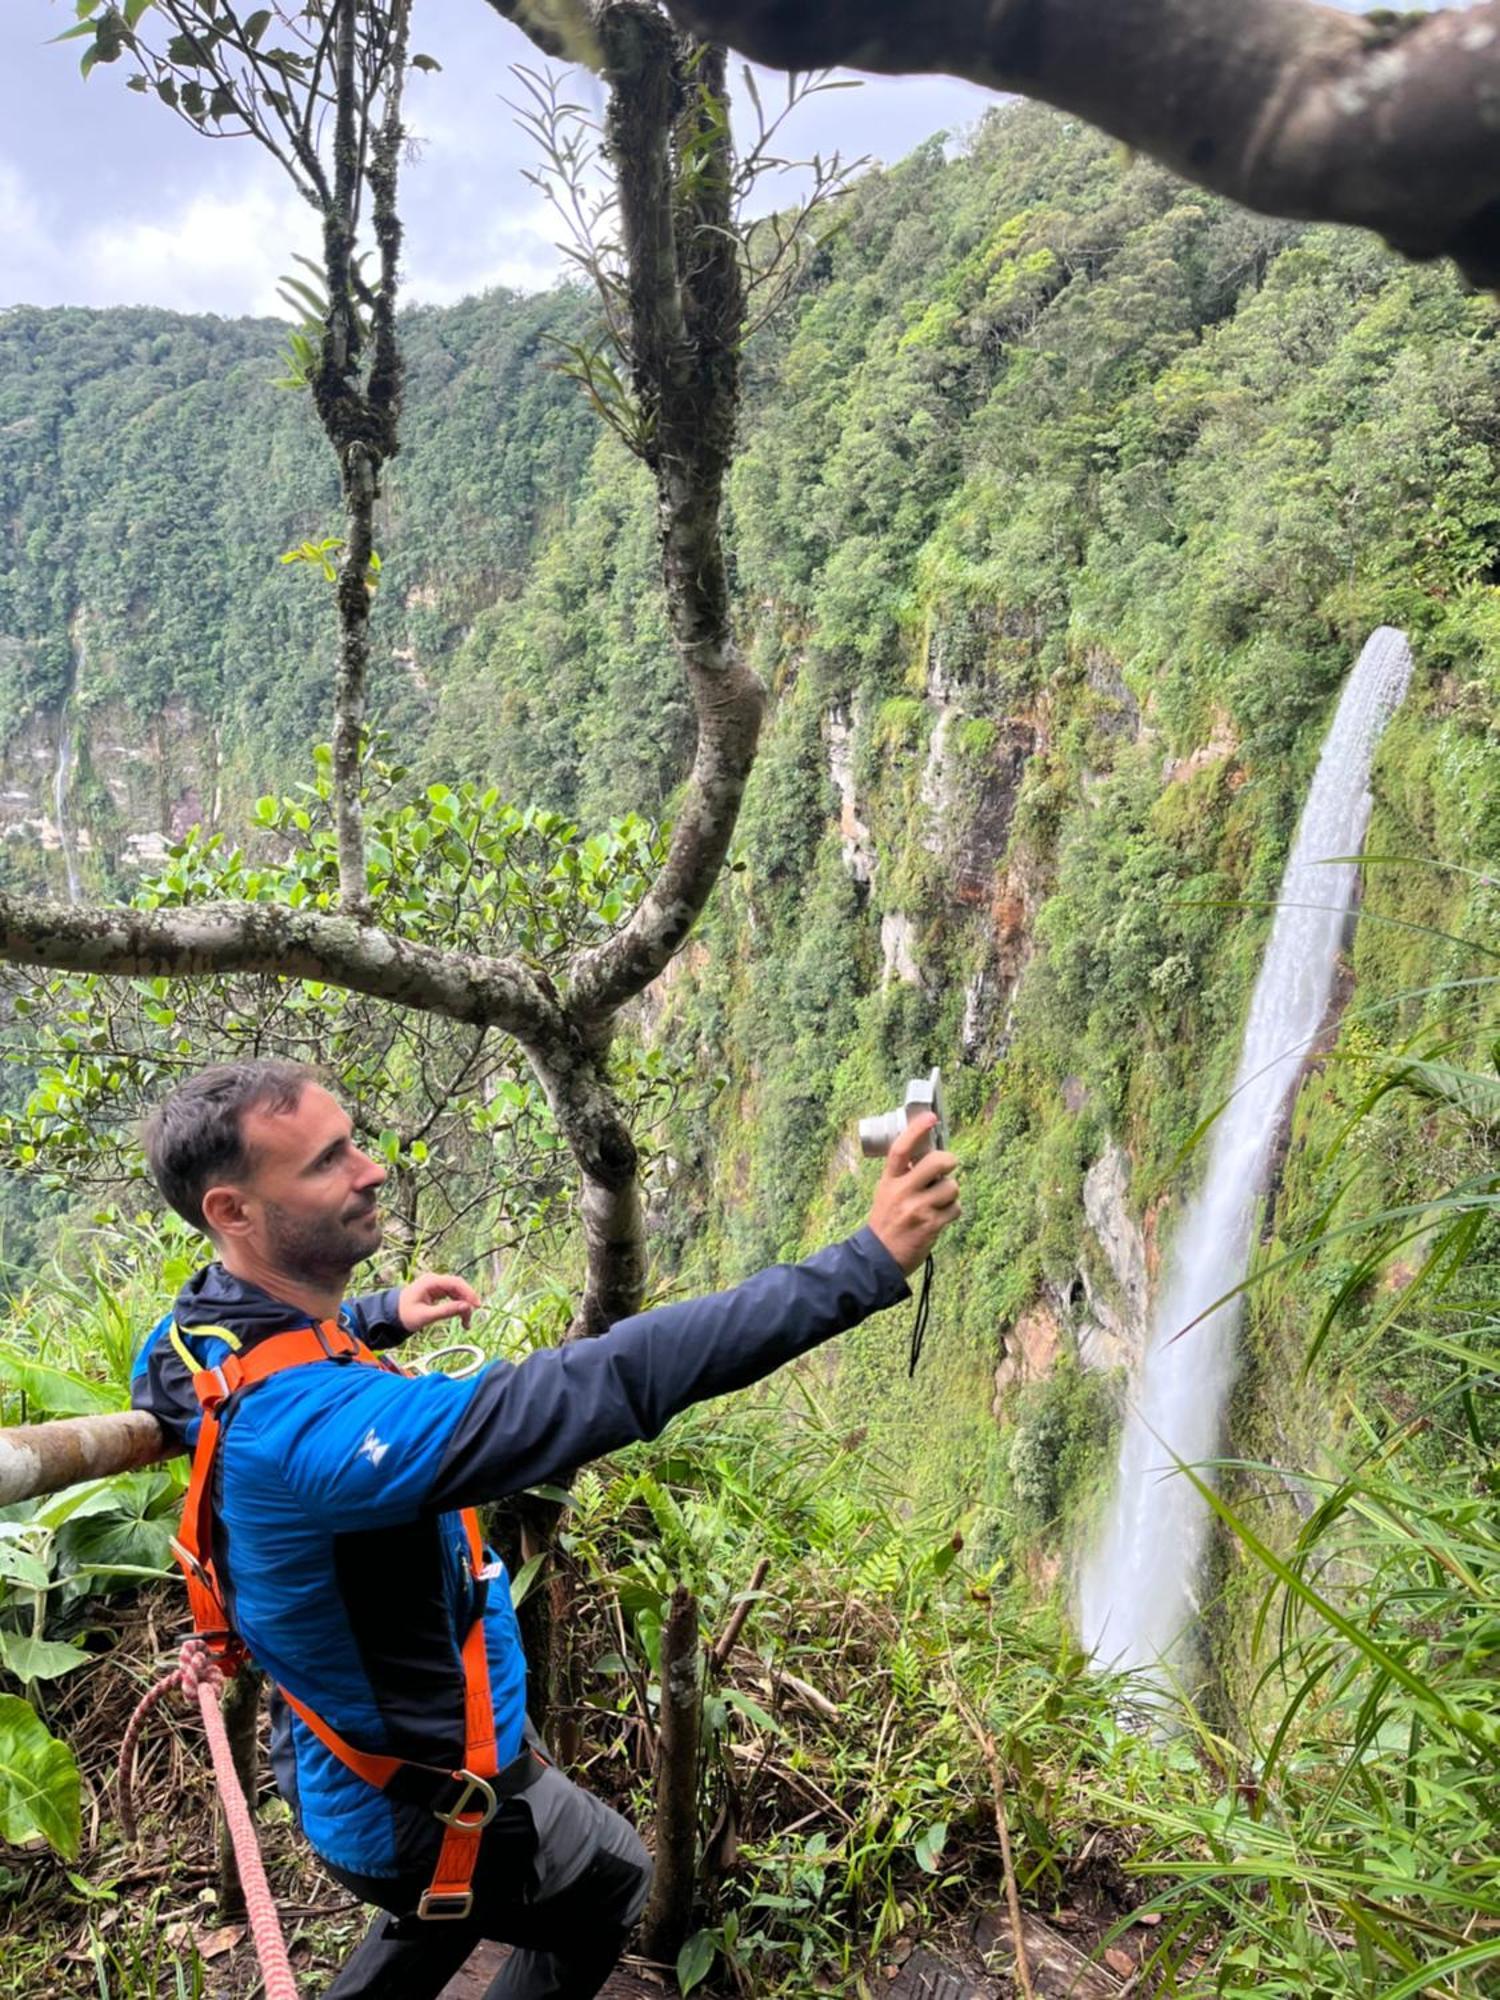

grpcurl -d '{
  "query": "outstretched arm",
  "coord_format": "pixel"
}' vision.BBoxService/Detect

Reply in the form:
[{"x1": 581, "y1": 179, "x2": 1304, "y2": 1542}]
[
  {"x1": 428, "y1": 1112, "x2": 960, "y2": 1507},
  {"x1": 276, "y1": 1124, "x2": 960, "y2": 1523}
]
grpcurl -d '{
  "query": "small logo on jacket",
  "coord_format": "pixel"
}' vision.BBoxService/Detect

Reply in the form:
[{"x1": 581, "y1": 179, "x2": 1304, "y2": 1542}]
[{"x1": 359, "y1": 1429, "x2": 389, "y2": 1469}]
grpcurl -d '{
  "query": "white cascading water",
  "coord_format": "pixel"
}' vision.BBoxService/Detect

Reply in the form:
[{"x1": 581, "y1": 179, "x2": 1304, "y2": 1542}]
[
  {"x1": 53, "y1": 719, "x2": 81, "y2": 906},
  {"x1": 1078, "y1": 627, "x2": 1415, "y2": 1686}
]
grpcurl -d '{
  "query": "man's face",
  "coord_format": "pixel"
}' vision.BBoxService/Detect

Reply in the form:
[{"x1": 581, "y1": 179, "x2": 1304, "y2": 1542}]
[{"x1": 210, "y1": 1083, "x2": 387, "y2": 1287}]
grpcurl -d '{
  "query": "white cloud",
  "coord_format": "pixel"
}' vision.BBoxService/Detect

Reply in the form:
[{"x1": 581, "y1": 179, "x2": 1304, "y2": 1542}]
[
  {"x1": 73, "y1": 179, "x2": 322, "y2": 318},
  {"x1": 0, "y1": 158, "x2": 66, "y2": 304},
  {"x1": 1, "y1": 154, "x2": 563, "y2": 316},
  {"x1": 403, "y1": 197, "x2": 564, "y2": 305}
]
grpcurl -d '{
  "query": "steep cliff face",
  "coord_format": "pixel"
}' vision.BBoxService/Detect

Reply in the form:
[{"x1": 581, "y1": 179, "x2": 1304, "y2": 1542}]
[
  {"x1": 1, "y1": 106, "x2": 1496, "y2": 1576},
  {"x1": 0, "y1": 693, "x2": 227, "y2": 900}
]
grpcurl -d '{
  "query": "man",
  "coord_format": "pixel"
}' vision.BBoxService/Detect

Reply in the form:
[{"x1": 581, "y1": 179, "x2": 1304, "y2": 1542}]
[{"x1": 133, "y1": 1059, "x2": 961, "y2": 1999}]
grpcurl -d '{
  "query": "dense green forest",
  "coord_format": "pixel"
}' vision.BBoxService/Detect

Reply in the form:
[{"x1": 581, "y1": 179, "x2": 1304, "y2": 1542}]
[{"x1": 0, "y1": 101, "x2": 1496, "y2": 1997}]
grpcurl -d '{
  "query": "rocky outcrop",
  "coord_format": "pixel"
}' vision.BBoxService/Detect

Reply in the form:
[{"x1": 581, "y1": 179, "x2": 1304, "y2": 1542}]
[
  {"x1": 826, "y1": 702, "x2": 875, "y2": 886},
  {"x1": 960, "y1": 968, "x2": 990, "y2": 1059},
  {"x1": 880, "y1": 911, "x2": 921, "y2": 987},
  {"x1": 1163, "y1": 708, "x2": 1239, "y2": 787},
  {"x1": 993, "y1": 1302, "x2": 1063, "y2": 1410},
  {"x1": 1084, "y1": 643, "x2": 1141, "y2": 742},
  {"x1": 917, "y1": 632, "x2": 1036, "y2": 904},
  {"x1": 1075, "y1": 1141, "x2": 1150, "y2": 1373}
]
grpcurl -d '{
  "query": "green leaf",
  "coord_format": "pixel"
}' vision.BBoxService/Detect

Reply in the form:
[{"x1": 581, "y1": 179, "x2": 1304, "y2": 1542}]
[
  {"x1": 508, "y1": 1551, "x2": 547, "y2": 1610},
  {"x1": 0, "y1": 1631, "x2": 91, "y2": 1684},
  {"x1": 913, "y1": 1820, "x2": 949, "y2": 1873},
  {"x1": 0, "y1": 1350, "x2": 121, "y2": 1420},
  {"x1": 242, "y1": 8, "x2": 271, "y2": 45},
  {"x1": 676, "y1": 1931, "x2": 716, "y2": 1995},
  {"x1": 722, "y1": 1687, "x2": 778, "y2": 1734},
  {"x1": 929, "y1": 1536, "x2": 961, "y2": 1578},
  {"x1": 0, "y1": 1695, "x2": 81, "y2": 1857},
  {"x1": 410, "y1": 52, "x2": 441, "y2": 72},
  {"x1": 1379, "y1": 1943, "x2": 1500, "y2": 2000},
  {"x1": 0, "y1": 1544, "x2": 52, "y2": 1593}
]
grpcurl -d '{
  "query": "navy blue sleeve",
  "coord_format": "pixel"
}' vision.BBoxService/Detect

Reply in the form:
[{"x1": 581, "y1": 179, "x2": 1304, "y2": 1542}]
[
  {"x1": 426, "y1": 1228, "x2": 908, "y2": 1511},
  {"x1": 130, "y1": 1316, "x2": 202, "y2": 1450},
  {"x1": 345, "y1": 1286, "x2": 407, "y2": 1350}
]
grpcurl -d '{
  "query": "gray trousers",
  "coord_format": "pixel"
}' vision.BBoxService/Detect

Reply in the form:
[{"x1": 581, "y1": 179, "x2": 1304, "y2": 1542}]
[{"x1": 320, "y1": 1758, "x2": 652, "y2": 2000}]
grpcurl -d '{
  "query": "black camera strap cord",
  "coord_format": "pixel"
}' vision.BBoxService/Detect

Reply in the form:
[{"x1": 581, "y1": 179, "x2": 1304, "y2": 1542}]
[{"x1": 908, "y1": 1254, "x2": 934, "y2": 1377}]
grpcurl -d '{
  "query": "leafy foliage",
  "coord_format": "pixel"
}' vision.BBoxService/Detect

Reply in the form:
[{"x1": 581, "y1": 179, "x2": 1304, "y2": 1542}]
[
  {"x1": 0, "y1": 1695, "x2": 80, "y2": 1860},
  {"x1": 0, "y1": 754, "x2": 683, "y2": 1270}
]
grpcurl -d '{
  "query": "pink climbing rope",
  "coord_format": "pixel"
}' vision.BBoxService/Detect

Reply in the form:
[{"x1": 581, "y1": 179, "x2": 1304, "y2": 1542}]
[{"x1": 118, "y1": 1639, "x2": 300, "y2": 2000}]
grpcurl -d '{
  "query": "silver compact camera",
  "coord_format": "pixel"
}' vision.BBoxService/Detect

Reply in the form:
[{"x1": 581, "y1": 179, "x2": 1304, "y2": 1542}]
[{"x1": 858, "y1": 1067, "x2": 946, "y2": 1162}]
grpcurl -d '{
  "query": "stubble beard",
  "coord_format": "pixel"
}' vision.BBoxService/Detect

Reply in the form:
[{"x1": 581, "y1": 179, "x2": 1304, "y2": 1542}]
[{"x1": 263, "y1": 1199, "x2": 382, "y2": 1290}]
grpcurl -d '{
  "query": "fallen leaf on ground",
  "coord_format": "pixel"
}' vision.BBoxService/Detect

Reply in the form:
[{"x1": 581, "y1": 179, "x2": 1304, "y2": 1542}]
[
  {"x1": 1105, "y1": 1946, "x2": 1136, "y2": 1976},
  {"x1": 197, "y1": 1923, "x2": 246, "y2": 1960}
]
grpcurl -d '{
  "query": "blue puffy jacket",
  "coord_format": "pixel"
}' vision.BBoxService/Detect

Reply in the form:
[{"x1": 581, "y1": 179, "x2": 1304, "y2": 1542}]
[{"x1": 132, "y1": 1231, "x2": 907, "y2": 1876}]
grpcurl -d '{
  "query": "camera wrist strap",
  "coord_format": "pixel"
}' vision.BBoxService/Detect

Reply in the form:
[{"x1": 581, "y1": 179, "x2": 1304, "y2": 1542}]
[{"x1": 908, "y1": 1254, "x2": 934, "y2": 1378}]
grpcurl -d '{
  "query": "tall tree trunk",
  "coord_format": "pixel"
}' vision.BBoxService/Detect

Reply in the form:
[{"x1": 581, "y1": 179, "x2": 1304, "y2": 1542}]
[{"x1": 640, "y1": 1586, "x2": 703, "y2": 1967}]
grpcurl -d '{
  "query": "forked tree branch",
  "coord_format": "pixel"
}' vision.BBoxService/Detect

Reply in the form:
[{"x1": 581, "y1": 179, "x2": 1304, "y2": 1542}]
[
  {"x1": 0, "y1": 896, "x2": 553, "y2": 1038},
  {"x1": 660, "y1": 0, "x2": 1500, "y2": 288}
]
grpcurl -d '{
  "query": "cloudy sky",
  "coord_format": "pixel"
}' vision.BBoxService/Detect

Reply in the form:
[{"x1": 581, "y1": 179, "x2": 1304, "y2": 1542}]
[{"x1": 2, "y1": 0, "x2": 992, "y2": 316}]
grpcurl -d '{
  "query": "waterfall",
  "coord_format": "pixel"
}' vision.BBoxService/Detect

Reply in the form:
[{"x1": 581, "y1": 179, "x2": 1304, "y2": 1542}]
[
  {"x1": 53, "y1": 714, "x2": 82, "y2": 906},
  {"x1": 1077, "y1": 627, "x2": 1415, "y2": 1687}
]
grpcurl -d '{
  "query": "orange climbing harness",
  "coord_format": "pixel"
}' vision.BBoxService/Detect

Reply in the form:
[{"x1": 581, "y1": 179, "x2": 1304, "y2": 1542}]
[{"x1": 171, "y1": 1317, "x2": 529, "y2": 1921}]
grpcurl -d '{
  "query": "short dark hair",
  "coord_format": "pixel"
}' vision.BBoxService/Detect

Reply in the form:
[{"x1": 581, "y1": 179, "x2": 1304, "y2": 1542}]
[{"x1": 143, "y1": 1060, "x2": 319, "y2": 1233}]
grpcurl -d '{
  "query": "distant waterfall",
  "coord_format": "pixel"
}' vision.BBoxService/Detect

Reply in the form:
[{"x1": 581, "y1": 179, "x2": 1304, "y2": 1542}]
[
  {"x1": 53, "y1": 713, "x2": 82, "y2": 906},
  {"x1": 1078, "y1": 628, "x2": 1415, "y2": 1687}
]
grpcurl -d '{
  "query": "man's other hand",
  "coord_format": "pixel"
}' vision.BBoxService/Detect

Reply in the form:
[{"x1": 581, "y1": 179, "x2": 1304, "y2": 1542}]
[
  {"x1": 867, "y1": 1114, "x2": 961, "y2": 1275},
  {"x1": 397, "y1": 1272, "x2": 481, "y2": 1333}
]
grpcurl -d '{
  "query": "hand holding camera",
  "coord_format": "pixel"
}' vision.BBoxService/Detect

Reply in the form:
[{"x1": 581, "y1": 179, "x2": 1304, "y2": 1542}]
[{"x1": 865, "y1": 1087, "x2": 961, "y2": 1277}]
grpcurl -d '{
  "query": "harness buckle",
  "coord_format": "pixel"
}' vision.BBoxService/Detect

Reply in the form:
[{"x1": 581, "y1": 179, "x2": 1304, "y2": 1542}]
[
  {"x1": 170, "y1": 1536, "x2": 213, "y2": 1592},
  {"x1": 417, "y1": 1887, "x2": 474, "y2": 1921},
  {"x1": 314, "y1": 1320, "x2": 358, "y2": 1362},
  {"x1": 433, "y1": 1771, "x2": 498, "y2": 1830}
]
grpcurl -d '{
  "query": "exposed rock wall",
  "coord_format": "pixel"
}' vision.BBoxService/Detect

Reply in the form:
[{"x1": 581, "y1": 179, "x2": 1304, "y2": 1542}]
[{"x1": 1076, "y1": 1141, "x2": 1151, "y2": 1373}]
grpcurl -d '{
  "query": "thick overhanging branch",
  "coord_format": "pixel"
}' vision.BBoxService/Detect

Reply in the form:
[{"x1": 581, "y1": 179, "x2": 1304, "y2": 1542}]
[
  {"x1": 0, "y1": 1411, "x2": 173, "y2": 1507},
  {"x1": 0, "y1": 896, "x2": 555, "y2": 1038},
  {"x1": 659, "y1": 0, "x2": 1500, "y2": 288},
  {"x1": 476, "y1": 0, "x2": 606, "y2": 68}
]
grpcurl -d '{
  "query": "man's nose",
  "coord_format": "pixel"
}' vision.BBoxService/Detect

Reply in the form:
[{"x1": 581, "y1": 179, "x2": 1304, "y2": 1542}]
[{"x1": 352, "y1": 1149, "x2": 387, "y2": 1189}]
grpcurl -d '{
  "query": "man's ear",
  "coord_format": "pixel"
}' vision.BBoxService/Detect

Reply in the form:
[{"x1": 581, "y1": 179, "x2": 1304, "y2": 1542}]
[{"x1": 201, "y1": 1183, "x2": 252, "y2": 1240}]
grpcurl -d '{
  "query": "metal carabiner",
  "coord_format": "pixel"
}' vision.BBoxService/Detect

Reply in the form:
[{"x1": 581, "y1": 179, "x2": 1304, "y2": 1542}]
[{"x1": 415, "y1": 1342, "x2": 487, "y2": 1380}]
